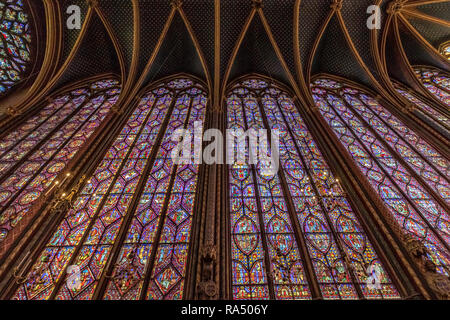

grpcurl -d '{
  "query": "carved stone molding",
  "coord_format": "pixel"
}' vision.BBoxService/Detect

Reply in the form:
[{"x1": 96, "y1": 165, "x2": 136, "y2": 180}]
[
  {"x1": 197, "y1": 280, "x2": 218, "y2": 298},
  {"x1": 404, "y1": 102, "x2": 416, "y2": 113},
  {"x1": 6, "y1": 106, "x2": 18, "y2": 116},
  {"x1": 197, "y1": 243, "x2": 218, "y2": 299},
  {"x1": 423, "y1": 261, "x2": 450, "y2": 300},
  {"x1": 111, "y1": 104, "x2": 123, "y2": 115}
]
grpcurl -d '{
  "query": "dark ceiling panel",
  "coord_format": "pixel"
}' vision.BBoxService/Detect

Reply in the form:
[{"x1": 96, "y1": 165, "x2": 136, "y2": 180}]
[
  {"x1": 313, "y1": 15, "x2": 372, "y2": 88},
  {"x1": 228, "y1": 13, "x2": 291, "y2": 87},
  {"x1": 98, "y1": 0, "x2": 134, "y2": 73},
  {"x1": 220, "y1": 0, "x2": 252, "y2": 79},
  {"x1": 60, "y1": 0, "x2": 89, "y2": 64},
  {"x1": 143, "y1": 11, "x2": 206, "y2": 88},
  {"x1": 182, "y1": 0, "x2": 215, "y2": 80},
  {"x1": 417, "y1": 1, "x2": 450, "y2": 22},
  {"x1": 386, "y1": 28, "x2": 409, "y2": 85},
  {"x1": 25, "y1": 0, "x2": 449, "y2": 97},
  {"x1": 408, "y1": 17, "x2": 450, "y2": 49},
  {"x1": 137, "y1": 0, "x2": 173, "y2": 77},
  {"x1": 263, "y1": 0, "x2": 296, "y2": 78},
  {"x1": 53, "y1": 13, "x2": 120, "y2": 91},
  {"x1": 399, "y1": 23, "x2": 450, "y2": 72},
  {"x1": 341, "y1": 0, "x2": 383, "y2": 83}
]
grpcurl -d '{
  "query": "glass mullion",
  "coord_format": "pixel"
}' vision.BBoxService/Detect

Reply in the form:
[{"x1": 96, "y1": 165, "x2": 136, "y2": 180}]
[
  {"x1": 242, "y1": 96, "x2": 311, "y2": 300},
  {"x1": 262, "y1": 95, "x2": 360, "y2": 299},
  {"x1": 53, "y1": 95, "x2": 178, "y2": 300},
  {"x1": 146, "y1": 92, "x2": 207, "y2": 300},
  {"x1": 313, "y1": 90, "x2": 450, "y2": 276},
  {"x1": 0, "y1": 95, "x2": 75, "y2": 163},
  {"x1": 227, "y1": 95, "x2": 271, "y2": 300},
  {"x1": 415, "y1": 68, "x2": 450, "y2": 105},
  {"x1": 395, "y1": 85, "x2": 450, "y2": 130},
  {"x1": 0, "y1": 95, "x2": 105, "y2": 209},
  {"x1": 102, "y1": 93, "x2": 194, "y2": 300},
  {"x1": 0, "y1": 0, "x2": 32, "y2": 94},
  {"x1": 342, "y1": 92, "x2": 450, "y2": 203},
  {"x1": 325, "y1": 93, "x2": 450, "y2": 242},
  {"x1": 0, "y1": 92, "x2": 118, "y2": 242},
  {"x1": 275, "y1": 95, "x2": 400, "y2": 299}
]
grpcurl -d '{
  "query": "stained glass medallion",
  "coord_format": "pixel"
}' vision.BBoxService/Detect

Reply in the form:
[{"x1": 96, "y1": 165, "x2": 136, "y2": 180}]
[
  {"x1": 12, "y1": 78, "x2": 206, "y2": 300},
  {"x1": 312, "y1": 77, "x2": 450, "y2": 278},
  {"x1": 439, "y1": 41, "x2": 450, "y2": 61},
  {"x1": 0, "y1": 79, "x2": 120, "y2": 244},
  {"x1": 227, "y1": 78, "x2": 400, "y2": 300},
  {"x1": 394, "y1": 82, "x2": 450, "y2": 131},
  {"x1": 0, "y1": 0, "x2": 32, "y2": 95}
]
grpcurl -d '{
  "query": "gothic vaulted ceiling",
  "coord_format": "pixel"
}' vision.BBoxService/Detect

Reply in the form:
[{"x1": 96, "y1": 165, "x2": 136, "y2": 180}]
[{"x1": 1, "y1": 0, "x2": 449, "y2": 114}]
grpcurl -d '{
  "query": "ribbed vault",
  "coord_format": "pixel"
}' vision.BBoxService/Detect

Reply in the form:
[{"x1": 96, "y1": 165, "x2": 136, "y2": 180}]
[
  {"x1": 0, "y1": 0, "x2": 448, "y2": 115},
  {"x1": 0, "y1": 0, "x2": 448, "y2": 301}
]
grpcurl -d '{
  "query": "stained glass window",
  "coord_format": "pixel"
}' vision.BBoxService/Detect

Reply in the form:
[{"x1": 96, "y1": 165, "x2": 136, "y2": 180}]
[
  {"x1": 0, "y1": 0, "x2": 32, "y2": 95},
  {"x1": 13, "y1": 77, "x2": 206, "y2": 300},
  {"x1": 0, "y1": 79, "x2": 120, "y2": 243},
  {"x1": 312, "y1": 77, "x2": 450, "y2": 278},
  {"x1": 227, "y1": 78, "x2": 400, "y2": 300},
  {"x1": 439, "y1": 41, "x2": 450, "y2": 61},
  {"x1": 394, "y1": 81, "x2": 450, "y2": 131},
  {"x1": 414, "y1": 66, "x2": 450, "y2": 106}
]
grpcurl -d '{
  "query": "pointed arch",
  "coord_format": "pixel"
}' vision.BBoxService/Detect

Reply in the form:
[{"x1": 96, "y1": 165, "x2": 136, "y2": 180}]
[
  {"x1": 397, "y1": 7, "x2": 450, "y2": 66},
  {"x1": 377, "y1": 1, "x2": 450, "y2": 108},
  {"x1": 368, "y1": 1, "x2": 449, "y2": 149},
  {"x1": 11, "y1": 2, "x2": 96, "y2": 115}
]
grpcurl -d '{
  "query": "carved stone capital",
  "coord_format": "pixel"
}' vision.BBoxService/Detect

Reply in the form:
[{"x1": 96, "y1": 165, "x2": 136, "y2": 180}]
[
  {"x1": 201, "y1": 243, "x2": 217, "y2": 262},
  {"x1": 197, "y1": 280, "x2": 218, "y2": 299}
]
